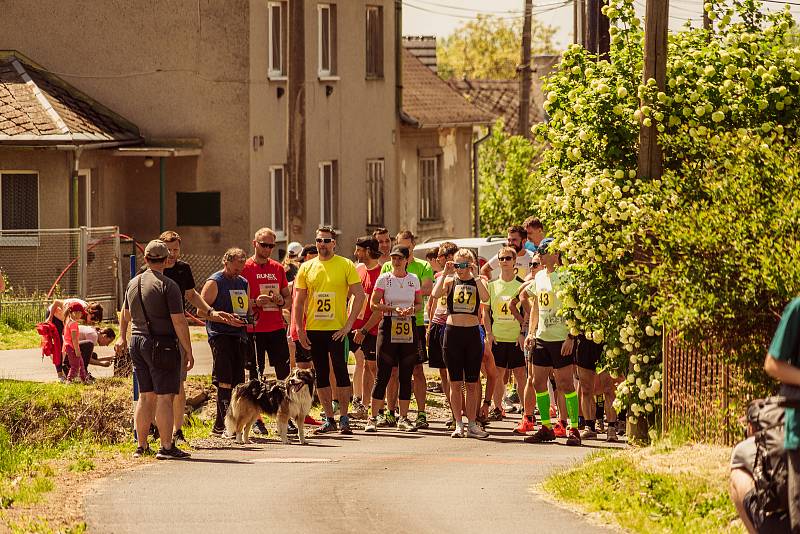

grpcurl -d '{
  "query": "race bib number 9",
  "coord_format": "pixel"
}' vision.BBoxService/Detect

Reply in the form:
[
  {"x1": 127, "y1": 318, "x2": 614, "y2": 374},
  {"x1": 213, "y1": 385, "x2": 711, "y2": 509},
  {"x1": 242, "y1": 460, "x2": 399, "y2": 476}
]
[
  {"x1": 391, "y1": 316, "x2": 414, "y2": 343},
  {"x1": 452, "y1": 284, "x2": 477, "y2": 313},
  {"x1": 259, "y1": 283, "x2": 280, "y2": 311},
  {"x1": 496, "y1": 296, "x2": 514, "y2": 321},
  {"x1": 313, "y1": 292, "x2": 335, "y2": 321},
  {"x1": 230, "y1": 289, "x2": 249, "y2": 316}
]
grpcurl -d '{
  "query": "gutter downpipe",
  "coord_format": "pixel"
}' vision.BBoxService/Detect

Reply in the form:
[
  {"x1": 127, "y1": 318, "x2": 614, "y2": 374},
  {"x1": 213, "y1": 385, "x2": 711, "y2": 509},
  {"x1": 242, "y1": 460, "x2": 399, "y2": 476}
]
[
  {"x1": 472, "y1": 125, "x2": 492, "y2": 237},
  {"x1": 160, "y1": 157, "x2": 166, "y2": 233}
]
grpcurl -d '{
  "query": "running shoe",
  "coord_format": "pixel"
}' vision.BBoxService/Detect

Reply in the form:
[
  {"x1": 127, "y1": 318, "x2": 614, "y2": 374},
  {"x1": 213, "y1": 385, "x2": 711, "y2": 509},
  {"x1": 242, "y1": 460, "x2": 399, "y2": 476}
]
[
  {"x1": 353, "y1": 401, "x2": 369, "y2": 420},
  {"x1": 317, "y1": 418, "x2": 338, "y2": 434},
  {"x1": 553, "y1": 420, "x2": 567, "y2": 438},
  {"x1": 617, "y1": 420, "x2": 627, "y2": 436},
  {"x1": 304, "y1": 415, "x2": 322, "y2": 426},
  {"x1": 445, "y1": 417, "x2": 456, "y2": 430},
  {"x1": 597, "y1": 419, "x2": 606, "y2": 433},
  {"x1": 211, "y1": 426, "x2": 225, "y2": 436},
  {"x1": 172, "y1": 429, "x2": 187, "y2": 444},
  {"x1": 523, "y1": 425, "x2": 556, "y2": 444},
  {"x1": 156, "y1": 445, "x2": 191, "y2": 460},
  {"x1": 252, "y1": 419, "x2": 269, "y2": 435},
  {"x1": 287, "y1": 419, "x2": 299, "y2": 435},
  {"x1": 607, "y1": 423, "x2": 619, "y2": 443},
  {"x1": 414, "y1": 412, "x2": 429, "y2": 429},
  {"x1": 378, "y1": 411, "x2": 397, "y2": 428},
  {"x1": 365, "y1": 417, "x2": 378, "y2": 433},
  {"x1": 476, "y1": 414, "x2": 490, "y2": 427},
  {"x1": 580, "y1": 427, "x2": 597, "y2": 440},
  {"x1": 488, "y1": 407, "x2": 504, "y2": 421},
  {"x1": 133, "y1": 445, "x2": 152, "y2": 458},
  {"x1": 566, "y1": 427, "x2": 582, "y2": 446},
  {"x1": 513, "y1": 418, "x2": 536, "y2": 435},
  {"x1": 549, "y1": 406, "x2": 558, "y2": 419},
  {"x1": 467, "y1": 422, "x2": 489, "y2": 439},
  {"x1": 508, "y1": 387, "x2": 520, "y2": 404},
  {"x1": 332, "y1": 400, "x2": 340, "y2": 416},
  {"x1": 397, "y1": 417, "x2": 418, "y2": 432},
  {"x1": 339, "y1": 416, "x2": 353, "y2": 435},
  {"x1": 451, "y1": 425, "x2": 465, "y2": 438}
]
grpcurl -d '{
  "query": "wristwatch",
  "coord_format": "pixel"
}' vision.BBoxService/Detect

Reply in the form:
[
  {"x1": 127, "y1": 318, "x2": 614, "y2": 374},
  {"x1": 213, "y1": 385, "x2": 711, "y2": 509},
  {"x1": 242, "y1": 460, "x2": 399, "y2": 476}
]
[
  {"x1": 207, "y1": 307, "x2": 215, "y2": 317},
  {"x1": 359, "y1": 328, "x2": 367, "y2": 336}
]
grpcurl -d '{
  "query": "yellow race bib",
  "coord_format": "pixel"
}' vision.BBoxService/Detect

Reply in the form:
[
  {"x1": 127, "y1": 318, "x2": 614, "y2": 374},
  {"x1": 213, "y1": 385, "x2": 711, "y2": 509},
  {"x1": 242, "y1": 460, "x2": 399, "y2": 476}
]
[
  {"x1": 313, "y1": 292, "x2": 335, "y2": 321},
  {"x1": 230, "y1": 289, "x2": 249, "y2": 316},
  {"x1": 390, "y1": 316, "x2": 414, "y2": 343},
  {"x1": 452, "y1": 284, "x2": 477, "y2": 313},
  {"x1": 495, "y1": 295, "x2": 515, "y2": 322}
]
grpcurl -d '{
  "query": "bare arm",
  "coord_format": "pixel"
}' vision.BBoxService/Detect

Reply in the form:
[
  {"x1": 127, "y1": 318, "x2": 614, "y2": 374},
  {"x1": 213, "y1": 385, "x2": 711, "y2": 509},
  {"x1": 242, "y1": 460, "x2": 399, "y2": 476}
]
[
  {"x1": 293, "y1": 288, "x2": 310, "y2": 349},
  {"x1": 431, "y1": 274, "x2": 450, "y2": 299},
  {"x1": 115, "y1": 308, "x2": 131, "y2": 349},
  {"x1": 480, "y1": 263, "x2": 493, "y2": 278},
  {"x1": 420, "y1": 276, "x2": 433, "y2": 298},
  {"x1": 765, "y1": 354, "x2": 800, "y2": 387},
  {"x1": 525, "y1": 291, "x2": 539, "y2": 349},
  {"x1": 336, "y1": 283, "x2": 366, "y2": 338},
  {"x1": 476, "y1": 277, "x2": 490, "y2": 303},
  {"x1": 170, "y1": 312, "x2": 194, "y2": 371}
]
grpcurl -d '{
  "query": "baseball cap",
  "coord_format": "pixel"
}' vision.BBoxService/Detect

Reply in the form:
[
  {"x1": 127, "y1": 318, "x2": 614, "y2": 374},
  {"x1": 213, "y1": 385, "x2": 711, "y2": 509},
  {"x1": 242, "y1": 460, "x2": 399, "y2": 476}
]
[
  {"x1": 389, "y1": 245, "x2": 410, "y2": 259},
  {"x1": 287, "y1": 242, "x2": 303, "y2": 257},
  {"x1": 356, "y1": 236, "x2": 380, "y2": 255},
  {"x1": 144, "y1": 240, "x2": 169, "y2": 260},
  {"x1": 300, "y1": 245, "x2": 318, "y2": 259},
  {"x1": 537, "y1": 237, "x2": 555, "y2": 254},
  {"x1": 67, "y1": 301, "x2": 86, "y2": 313}
]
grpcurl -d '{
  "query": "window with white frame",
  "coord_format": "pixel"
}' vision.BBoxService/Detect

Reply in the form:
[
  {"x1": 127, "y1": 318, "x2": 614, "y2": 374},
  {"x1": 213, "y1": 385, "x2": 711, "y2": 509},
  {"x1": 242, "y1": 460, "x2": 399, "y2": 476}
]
[
  {"x1": 365, "y1": 5, "x2": 384, "y2": 79},
  {"x1": 419, "y1": 157, "x2": 440, "y2": 221},
  {"x1": 318, "y1": 4, "x2": 338, "y2": 77},
  {"x1": 1, "y1": 172, "x2": 39, "y2": 230},
  {"x1": 366, "y1": 159, "x2": 384, "y2": 226},
  {"x1": 268, "y1": 1, "x2": 288, "y2": 78},
  {"x1": 270, "y1": 166, "x2": 285, "y2": 236},
  {"x1": 319, "y1": 161, "x2": 338, "y2": 227}
]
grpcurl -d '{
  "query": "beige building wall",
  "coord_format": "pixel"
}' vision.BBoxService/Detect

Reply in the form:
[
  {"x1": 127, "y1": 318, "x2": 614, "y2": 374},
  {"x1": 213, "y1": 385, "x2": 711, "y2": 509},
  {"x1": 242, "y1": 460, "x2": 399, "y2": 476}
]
[
  {"x1": 396, "y1": 126, "x2": 475, "y2": 242},
  {"x1": 0, "y1": 149, "x2": 70, "y2": 229},
  {"x1": 0, "y1": 0, "x2": 252, "y2": 254}
]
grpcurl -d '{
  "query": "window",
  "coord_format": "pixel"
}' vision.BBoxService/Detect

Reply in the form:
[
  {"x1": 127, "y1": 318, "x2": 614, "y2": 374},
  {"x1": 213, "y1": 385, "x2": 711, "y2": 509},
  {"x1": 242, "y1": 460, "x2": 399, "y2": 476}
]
[
  {"x1": 366, "y1": 159, "x2": 384, "y2": 226},
  {"x1": 176, "y1": 192, "x2": 221, "y2": 226},
  {"x1": 419, "y1": 157, "x2": 440, "y2": 221},
  {"x1": 319, "y1": 161, "x2": 338, "y2": 227},
  {"x1": 268, "y1": 2, "x2": 287, "y2": 78},
  {"x1": 270, "y1": 166, "x2": 285, "y2": 236},
  {"x1": 365, "y1": 6, "x2": 384, "y2": 78},
  {"x1": 318, "y1": 4, "x2": 338, "y2": 77},
  {"x1": 1, "y1": 172, "x2": 38, "y2": 230}
]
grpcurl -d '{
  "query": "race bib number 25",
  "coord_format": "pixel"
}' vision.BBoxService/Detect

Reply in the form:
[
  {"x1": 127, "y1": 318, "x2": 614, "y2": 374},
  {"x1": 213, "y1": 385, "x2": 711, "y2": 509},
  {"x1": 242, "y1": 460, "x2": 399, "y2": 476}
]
[{"x1": 314, "y1": 292, "x2": 335, "y2": 321}]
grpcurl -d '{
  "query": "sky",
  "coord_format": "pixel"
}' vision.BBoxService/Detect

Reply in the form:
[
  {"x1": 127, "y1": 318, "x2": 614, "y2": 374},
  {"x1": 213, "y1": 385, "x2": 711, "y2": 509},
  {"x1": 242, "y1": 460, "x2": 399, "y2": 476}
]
[{"x1": 402, "y1": 0, "x2": 800, "y2": 50}]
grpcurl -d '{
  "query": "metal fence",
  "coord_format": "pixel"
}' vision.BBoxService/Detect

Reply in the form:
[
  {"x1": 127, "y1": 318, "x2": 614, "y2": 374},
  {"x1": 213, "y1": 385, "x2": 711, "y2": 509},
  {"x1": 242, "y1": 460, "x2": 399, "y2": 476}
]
[
  {"x1": 0, "y1": 226, "x2": 122, "y2": 325},
  {"x1": 662, "y1": 327, "x2": 777, "y2": 445}
]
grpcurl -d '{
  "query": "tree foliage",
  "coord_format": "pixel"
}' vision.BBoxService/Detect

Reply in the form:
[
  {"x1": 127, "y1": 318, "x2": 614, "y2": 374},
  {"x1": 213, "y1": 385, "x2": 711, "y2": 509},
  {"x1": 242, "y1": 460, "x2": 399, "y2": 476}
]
[
  {"x1": 529, "y1": 0, "x2": 800, "y2": 420},
  {"x1": 437, "y1": 14, "x2": 557, "y2": 80}
]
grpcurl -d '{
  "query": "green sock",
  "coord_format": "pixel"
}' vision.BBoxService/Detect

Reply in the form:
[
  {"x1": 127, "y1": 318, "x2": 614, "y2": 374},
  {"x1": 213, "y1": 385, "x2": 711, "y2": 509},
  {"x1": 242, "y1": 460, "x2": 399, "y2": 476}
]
[
  {"x1": 536, "y1": 391, "x2": 551, "y2": 427},
  {"x1": 565, "y1": 391, "x2": 579, "y2": 429}
]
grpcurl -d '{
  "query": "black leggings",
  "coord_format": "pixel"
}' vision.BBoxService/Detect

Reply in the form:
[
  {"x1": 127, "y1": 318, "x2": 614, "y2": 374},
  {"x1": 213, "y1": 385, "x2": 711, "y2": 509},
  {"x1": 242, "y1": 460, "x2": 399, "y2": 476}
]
[
  {"x1": 372, "y1": 317, "x2": 418, "y2": 401},
  {"x1": 308, "y1": 330, "x2": 351, "y2": 389},
  {"x1": 248, "y1": 330, "x2": 291, "y2": 380},
  {"x1": 443, "y1": 324, "x2": 483, "y2": 382}
]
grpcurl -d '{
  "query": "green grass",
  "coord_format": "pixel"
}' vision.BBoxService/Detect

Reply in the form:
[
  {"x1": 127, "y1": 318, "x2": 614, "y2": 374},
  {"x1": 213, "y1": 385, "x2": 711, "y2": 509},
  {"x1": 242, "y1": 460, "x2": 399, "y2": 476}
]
[
  {"x1": 0, "y1": 324, "x2": 40, "y2": 350},
  {"x1": 543, "y1": 445, "x2": 743, "y2": 534}
]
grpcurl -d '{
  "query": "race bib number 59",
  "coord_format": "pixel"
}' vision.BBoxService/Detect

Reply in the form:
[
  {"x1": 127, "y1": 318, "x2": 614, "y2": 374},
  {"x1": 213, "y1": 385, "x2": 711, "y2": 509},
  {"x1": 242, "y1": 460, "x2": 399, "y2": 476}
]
[
  {"x1": 391, "y1": 316, "x2": 413, "y2": 343},
  {"x1": 313, "y1": 292, "x2": 335, "y2": 321}
]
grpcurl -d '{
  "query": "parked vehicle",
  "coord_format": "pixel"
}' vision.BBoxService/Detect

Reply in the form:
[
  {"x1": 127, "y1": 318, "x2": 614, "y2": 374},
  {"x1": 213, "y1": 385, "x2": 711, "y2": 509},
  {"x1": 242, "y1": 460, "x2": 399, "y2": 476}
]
[{"x1": 414, "y1": 236, "x2": 506, "y2": 273}]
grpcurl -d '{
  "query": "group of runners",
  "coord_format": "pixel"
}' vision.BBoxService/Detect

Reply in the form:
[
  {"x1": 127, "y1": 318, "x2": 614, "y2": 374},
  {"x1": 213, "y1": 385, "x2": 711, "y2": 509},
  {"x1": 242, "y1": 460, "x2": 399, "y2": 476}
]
[{"x1": 169, "y1": 217, "x2": 623, "y2": 447}]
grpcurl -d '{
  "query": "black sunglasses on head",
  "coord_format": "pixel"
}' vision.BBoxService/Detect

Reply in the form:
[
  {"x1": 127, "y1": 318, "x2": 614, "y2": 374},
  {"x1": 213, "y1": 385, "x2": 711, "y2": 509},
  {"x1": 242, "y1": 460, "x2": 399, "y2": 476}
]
[
  {"x1": 316, "y1": 238, "x2": 333, "y2": 244},
  {"x1": 256, "y1": 242, "x2": 275, "y2": 249}
]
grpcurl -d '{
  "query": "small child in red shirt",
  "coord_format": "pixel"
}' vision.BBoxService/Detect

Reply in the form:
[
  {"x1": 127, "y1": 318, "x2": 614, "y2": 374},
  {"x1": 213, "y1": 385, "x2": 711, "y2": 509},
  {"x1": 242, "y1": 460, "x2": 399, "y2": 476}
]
[{"x1": 63, "y1": 302, "x2": 88, "y2": 383}]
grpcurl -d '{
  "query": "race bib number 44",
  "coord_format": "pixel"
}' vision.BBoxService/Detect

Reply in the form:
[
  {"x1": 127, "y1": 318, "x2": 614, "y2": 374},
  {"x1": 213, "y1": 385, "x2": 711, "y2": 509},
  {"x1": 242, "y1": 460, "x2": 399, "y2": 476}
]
[
  {"x1": 313, "y1": 292, "x2": 335, "y2": 321},
  {"x1": 452, "y1": 284, "x2": 477, "y2": 313},
  {"x1": 229, "y1": 289, "x2": 249, "y2": 316},
  {"x1": 391, "y1": 316, "x2": 414, "y2": 343},
  {"x1": 495, "y1": 296, "x2": 515, "y2": 321}
]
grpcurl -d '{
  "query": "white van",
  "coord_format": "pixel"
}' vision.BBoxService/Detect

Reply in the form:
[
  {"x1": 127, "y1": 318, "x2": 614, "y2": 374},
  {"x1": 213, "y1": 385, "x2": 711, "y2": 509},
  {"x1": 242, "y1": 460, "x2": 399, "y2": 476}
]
[{"x1": 414, "y1": 236, "x2": 507, "y2": 273}]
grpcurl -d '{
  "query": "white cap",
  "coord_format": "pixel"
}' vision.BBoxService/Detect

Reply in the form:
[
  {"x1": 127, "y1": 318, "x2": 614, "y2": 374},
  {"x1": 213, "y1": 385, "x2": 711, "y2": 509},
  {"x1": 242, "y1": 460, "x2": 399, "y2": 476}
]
[{"x1": 287, "y1": 241, "x2": 303, "y2": 257}]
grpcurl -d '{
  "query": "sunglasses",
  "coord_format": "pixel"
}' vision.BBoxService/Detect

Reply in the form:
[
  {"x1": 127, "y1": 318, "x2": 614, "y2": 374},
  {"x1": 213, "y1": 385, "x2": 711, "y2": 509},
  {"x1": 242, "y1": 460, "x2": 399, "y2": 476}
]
[
  {"x1": 256, "y1": 242, "x2": 275, "y2": 249},
  {"x1": 454, "y1": 262, "x2": 470, "y2": 269},
  {"x1": 498, "y1": 256, "x2": 514, "y2": 262},
  {"x1": 316, "y1": 238, "x2": 333, "y2": 244}
]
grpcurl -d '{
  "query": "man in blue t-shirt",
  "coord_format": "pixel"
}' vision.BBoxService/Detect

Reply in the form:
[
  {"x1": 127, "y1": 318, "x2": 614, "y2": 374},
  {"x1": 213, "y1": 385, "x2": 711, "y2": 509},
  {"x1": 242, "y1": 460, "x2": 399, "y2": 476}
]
[
  {"x1": 200, "y1": 248, "x2": 249, "y2": 434},
  {"x1": 523, "y1": 216, "x2": 546, "y2": 253},
  {"x1": 764, "y1": 297, "x2": 800, "y2": 530}
]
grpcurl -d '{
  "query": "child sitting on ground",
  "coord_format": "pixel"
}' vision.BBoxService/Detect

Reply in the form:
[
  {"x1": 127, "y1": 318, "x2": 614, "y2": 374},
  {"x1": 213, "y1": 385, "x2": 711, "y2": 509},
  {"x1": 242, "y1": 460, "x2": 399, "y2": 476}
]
[{"x1": 63, "y1": 302, "x2": 89, "y2": 383}]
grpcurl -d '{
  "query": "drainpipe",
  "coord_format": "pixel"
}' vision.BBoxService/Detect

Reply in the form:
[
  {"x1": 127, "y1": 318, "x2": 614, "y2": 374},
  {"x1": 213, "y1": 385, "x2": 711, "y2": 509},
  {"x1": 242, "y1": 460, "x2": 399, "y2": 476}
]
[
  {"x1": 71, "y1": 147, "x2": 83, "y2": 228},
  {"x1": 472, "y1": 125, "x2": 492, "y2": 237},
  {"x1": 159, "y1": 157, "x2": 166, "y2": 233},
  {"x1": 395, "y1": 0, "x2": 402, "y2": 116}
]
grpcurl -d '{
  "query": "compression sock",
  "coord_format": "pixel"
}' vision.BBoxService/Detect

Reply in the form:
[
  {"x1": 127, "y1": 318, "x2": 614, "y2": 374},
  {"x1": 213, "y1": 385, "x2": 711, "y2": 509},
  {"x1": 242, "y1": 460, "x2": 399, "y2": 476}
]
[
  {"x1": 565, "y1": 391, "x2": 580, "y2": 429},
  {"x1": 596, "y1": 397, "x2": 605, "y2": 422},
  {"x1": 536, "y1": 391, "x2": 551, "y2": 427},
  {"x1": 586, "y1": 419, "x2": 596, "y2": 431}
]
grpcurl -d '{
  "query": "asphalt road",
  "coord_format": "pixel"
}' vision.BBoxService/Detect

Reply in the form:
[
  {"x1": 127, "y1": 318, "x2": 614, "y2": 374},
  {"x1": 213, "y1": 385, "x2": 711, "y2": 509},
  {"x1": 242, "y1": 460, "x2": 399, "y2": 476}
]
[{"x1": 84, "y1": 416, "x2": 621, "y2": 533}]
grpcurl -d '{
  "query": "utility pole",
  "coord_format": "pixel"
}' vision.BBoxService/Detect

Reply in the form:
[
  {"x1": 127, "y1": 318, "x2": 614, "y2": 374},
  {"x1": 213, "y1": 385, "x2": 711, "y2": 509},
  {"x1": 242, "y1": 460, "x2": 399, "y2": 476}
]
[
  {"x1": 637, "y1": 2, "x2": 669, "y2": 181},
  {"x1": 586, "y1": 0, "x2": 610, "y2": 59},
  {"x1": 287, "y1": 0, "x2": 306, "y2": 242},
  {"x1": 703, "y1": 9, "x2": 712, "y2": 30},
  {"x1": 576, "y1": 0, "x2": 587, "y2": 47},
  {"x1": 518, "y1": 0, "x2": 533, "y2": 139}
]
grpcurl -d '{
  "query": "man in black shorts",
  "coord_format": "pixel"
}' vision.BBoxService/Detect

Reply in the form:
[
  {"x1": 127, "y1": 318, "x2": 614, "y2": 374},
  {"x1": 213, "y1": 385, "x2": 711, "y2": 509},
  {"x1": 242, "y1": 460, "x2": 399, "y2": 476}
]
[{"x1": 350, "y1": 236, "x2": 382, "y2": 418}]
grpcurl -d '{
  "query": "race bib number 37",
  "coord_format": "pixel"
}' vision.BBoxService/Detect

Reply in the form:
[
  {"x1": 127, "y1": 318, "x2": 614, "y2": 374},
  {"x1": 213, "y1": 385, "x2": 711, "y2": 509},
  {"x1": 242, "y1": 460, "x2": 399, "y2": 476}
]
[
  {"x1": 313, "y1": 292, "x2": 335, "y2": 321},
  {"x1": 229, "y1": 289, "x2": 249, "y2": 316},
  {"x1": 452, "y1": 284, "x2": 477, "y2": 313}
]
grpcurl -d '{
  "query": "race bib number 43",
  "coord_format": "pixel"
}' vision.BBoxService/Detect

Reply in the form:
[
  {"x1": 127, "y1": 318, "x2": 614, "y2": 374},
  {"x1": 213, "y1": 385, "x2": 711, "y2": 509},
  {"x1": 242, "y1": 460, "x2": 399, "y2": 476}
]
[
  {"x1": 229, "y1": 289, "x2": 249, "y2": 316},
  {"x1": 391, "y1": 316, "x2": 414, "y2": 343},
  {"x1": 538, "y1": 290, "x2": 554, "y2": 310},
  {"x1": 452, "y1": 284, "x2": 477, "y2": 313},
  {"x1": 313, "y1": 292, "x2": 335, "y2": 321}
]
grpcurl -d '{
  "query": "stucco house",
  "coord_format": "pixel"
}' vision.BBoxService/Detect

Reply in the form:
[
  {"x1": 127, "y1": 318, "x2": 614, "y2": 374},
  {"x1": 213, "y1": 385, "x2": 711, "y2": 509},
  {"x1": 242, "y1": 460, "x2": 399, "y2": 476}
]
[{"x1": 0, "y1": 0, "x2": 491, "y2": 260}]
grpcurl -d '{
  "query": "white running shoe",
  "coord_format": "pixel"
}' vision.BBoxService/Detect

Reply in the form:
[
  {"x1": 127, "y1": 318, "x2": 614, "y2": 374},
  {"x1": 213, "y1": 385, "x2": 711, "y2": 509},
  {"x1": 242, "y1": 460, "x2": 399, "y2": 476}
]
[
  {"x1": 467, "y1": 422, "x2": 489, "y2": 439},
  {"x1": 451, "y1": 424, "x2": 465, "y2": 438}
]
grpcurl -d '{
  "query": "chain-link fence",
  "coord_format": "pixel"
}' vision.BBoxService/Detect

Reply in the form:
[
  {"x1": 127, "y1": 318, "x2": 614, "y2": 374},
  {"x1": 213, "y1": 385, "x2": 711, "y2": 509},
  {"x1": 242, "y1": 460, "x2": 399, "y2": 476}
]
[{"x1": 0, "y1": 226, "x2": 122, "y2": 326}]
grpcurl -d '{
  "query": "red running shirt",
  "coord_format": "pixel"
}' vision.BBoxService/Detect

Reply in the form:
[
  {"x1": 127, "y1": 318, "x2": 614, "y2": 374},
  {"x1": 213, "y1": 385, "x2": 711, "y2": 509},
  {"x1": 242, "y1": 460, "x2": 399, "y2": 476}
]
[
  {"x1": 352, "y1": 263, "x2": 382, "y2": 336},
  {"x1": 241, "y1": 257, "x2": 289, "y2": 333}
]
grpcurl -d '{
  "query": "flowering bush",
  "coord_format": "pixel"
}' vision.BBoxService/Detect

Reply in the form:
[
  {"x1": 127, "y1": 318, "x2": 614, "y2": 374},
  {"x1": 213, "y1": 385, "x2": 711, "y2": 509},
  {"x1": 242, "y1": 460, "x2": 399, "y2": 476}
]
[{"x1": 531, "y1": 0, "x2": 800, "y2": 422}]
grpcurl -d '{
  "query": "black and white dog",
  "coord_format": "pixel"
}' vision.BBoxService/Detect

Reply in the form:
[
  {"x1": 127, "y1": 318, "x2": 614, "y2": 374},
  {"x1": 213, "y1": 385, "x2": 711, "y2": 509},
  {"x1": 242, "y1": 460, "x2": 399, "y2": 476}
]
[{"x1": 224, "y1": 368, "x2": 315, "y2": 445}]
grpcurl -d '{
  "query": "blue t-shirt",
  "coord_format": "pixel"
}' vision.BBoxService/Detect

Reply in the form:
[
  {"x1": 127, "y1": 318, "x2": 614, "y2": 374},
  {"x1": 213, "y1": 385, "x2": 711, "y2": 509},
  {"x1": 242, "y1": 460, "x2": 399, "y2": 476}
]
[
  {"x1": 205, "y1": 271, "x2": 249, "y2": 339},
  {"x1": 768, "y1": 297, "x2": 800, "y2": 450},
  {"x1": 524, "y1": 241, "x2": 538, "y2": 253}
]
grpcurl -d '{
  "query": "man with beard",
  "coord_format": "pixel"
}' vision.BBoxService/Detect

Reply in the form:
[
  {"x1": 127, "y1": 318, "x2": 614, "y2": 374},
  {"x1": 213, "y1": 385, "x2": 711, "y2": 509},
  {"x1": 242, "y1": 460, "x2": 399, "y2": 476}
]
[{"x1": 481, "y1": 226, "x2": 536, "y2": 281}]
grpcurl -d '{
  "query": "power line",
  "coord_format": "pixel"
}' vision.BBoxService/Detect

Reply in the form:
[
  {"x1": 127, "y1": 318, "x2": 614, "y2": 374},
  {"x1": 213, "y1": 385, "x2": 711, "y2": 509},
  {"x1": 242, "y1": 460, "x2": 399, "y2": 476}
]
[
  {"x1": 409, "y1": 0, "x2": 523, "y2": 15},
  {"x1": 402, "y1": 0, "x2": 572, "y2": 20}
]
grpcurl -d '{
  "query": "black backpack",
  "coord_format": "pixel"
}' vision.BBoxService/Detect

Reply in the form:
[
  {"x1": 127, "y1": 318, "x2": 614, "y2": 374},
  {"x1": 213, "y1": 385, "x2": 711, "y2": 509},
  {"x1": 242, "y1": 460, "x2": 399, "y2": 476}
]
[{"x1": 749, "y1": 396, "x2": 790, "y2": 516}]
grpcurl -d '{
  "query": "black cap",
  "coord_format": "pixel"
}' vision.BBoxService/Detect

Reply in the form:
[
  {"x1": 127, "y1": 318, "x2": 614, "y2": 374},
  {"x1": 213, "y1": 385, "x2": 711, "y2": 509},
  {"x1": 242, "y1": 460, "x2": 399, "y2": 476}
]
[
  {"x1": 389, "y1": 245, "x2": 410, "y2": 259},
  {"x1": 355, "y1": 236, "x2": 380, "y2": 255},
  {"x1": 300, "y1": 245, "x2": 318, "y2": 259}
]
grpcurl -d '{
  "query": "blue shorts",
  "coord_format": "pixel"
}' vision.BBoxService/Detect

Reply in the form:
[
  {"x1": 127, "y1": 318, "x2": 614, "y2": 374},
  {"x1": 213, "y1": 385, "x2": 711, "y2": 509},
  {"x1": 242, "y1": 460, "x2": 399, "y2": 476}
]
[{"x1": 479, "y1": 325, "x2": 486, "y2": 352}]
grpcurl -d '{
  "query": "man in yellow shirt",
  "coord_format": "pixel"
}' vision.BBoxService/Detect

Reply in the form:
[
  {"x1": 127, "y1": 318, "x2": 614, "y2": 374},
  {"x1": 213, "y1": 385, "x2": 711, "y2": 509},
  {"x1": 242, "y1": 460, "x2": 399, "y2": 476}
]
[{"x1": 294, "y1": 226, "x2": 366, "y2": 434}]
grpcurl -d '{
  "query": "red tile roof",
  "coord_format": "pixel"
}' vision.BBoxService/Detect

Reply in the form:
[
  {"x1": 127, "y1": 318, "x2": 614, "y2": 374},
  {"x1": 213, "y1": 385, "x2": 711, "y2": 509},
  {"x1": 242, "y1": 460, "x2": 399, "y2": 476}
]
[
  {"x1": 0, "y1": 52, "x2": 140, "y2": 143},
  {"x1": 401, "y1": 49, "x2": 494, "y2": 128}
]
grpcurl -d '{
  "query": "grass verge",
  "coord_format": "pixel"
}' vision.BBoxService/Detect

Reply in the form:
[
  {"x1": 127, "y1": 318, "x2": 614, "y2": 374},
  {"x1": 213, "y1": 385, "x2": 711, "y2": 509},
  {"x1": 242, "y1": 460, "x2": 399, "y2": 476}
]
[
  {"x1": 0, "y1": 324, "x2": 40, "y2": 351},
  {"x1": 542, "y1": 435, "x2": 744, "y2": 533}
]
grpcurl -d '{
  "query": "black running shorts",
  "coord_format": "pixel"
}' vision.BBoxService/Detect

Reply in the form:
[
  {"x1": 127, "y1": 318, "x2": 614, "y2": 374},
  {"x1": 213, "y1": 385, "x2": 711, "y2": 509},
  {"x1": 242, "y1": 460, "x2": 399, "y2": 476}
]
[
  {"x1": 530, "y1": 338, "x2": 574, "y2": 369},
  {"x1": 575, "y1": 335, "x2": 604, "y2": 371},
  {"x1": 492, "y1": 340, "x2": 525, "y2": 369},
  {"x1": 427, "y1": 323, "x2": 446, "y2": 369},
  {"x1": 348, "y1": 331, "x2": 378, "y2": 361}
]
